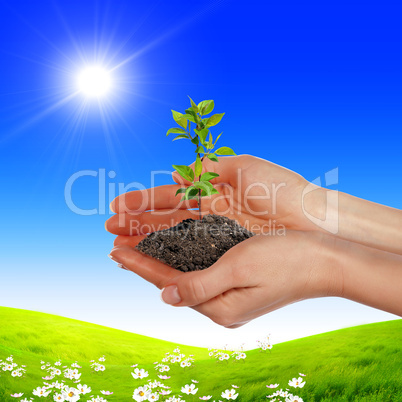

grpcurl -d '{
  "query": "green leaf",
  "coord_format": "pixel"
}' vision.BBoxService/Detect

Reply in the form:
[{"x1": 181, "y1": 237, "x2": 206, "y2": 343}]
[
  {"x1": 210, "y1": 187, "x2": 219, "y2": 195},
  {"x1": 172, "y1": 165, "x2": 194, "y2": 182},
  {"x1": 214, "y1": 132, "x2": 222, "y2": 145},
  {"x1": 184, "y1": 186, "x2": 199, "y2": 200},
  {"x1": 191, "y1": 136, "x2": 199, "y2": 146},
  {"x1": 198, "y1": 100, "x2": 213, "y2": 115},
  {"x1": 175, "y1": 188, "x2": 187, "y2": 196},
  {"x1": 205, "y1": 113, "x2": 225, "y2": 127},
  {"x1": 195, "y1": 154, "x2": 203, "y2": 177},
  {"x1": 181, "y1": 112, "x2": 197, "y2": 123},
  {"x1": 194, "y1": 128, "x2": 208, "y2": 145},
  {"x1": 172, "y1": 134, "x2": 189, "y2": 141},
  {"x1": 200, "y1": 172, "x2": 219, "y2": 181},
  {"x1": 183, "y1": 195, "x2": 199, "y2": 201},
  {"x1": 166, "y1": 127, "x2": 187, "y2": 136},
  {"x1": 194, "y1": 181, "x2": 213, "y2": 196},
  {"x1": 188, "y1": 96, "x2": 199, "y2": 113},
  {"x1": 200, "y1": 118, "x2": 209, "y2": 128},
  {"x1": 202, "y1": 100, "x2": 214, "y2": 115},
  {"x1": 171, "y1": 110, "x2": 187, "y2": 129},
  {"x1": 215, "y1": 146, "x2": 236, "y2": 156},
  {"x1": 207, "y1": 153, "x2": 219, "y2": 162},
  {"x1": 207, "y1": 132, "x2": 213, "y2": 149},
  {"x1": 195, "y1": 146, "x2": 205, "y2": 154}
]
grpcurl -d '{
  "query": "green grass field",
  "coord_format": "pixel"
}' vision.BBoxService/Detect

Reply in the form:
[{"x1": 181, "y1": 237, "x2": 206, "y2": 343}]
[{"x1": 0, "y1": 307, "x2": 401, "y2": 401}]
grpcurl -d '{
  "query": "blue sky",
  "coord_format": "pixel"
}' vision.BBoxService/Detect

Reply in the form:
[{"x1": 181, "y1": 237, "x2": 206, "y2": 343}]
[{"x1": 0, "y1": 0, "x2": 401, "y2": 349}]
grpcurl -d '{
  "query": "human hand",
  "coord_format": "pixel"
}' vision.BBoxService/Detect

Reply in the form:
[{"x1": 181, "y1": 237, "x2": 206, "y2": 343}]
[
  {"x1": 108, "y1": 230, "x2": 341, "y2": 328},
  {"x1": 106, "y1": 155, "x2": 318, "y2": 246}
]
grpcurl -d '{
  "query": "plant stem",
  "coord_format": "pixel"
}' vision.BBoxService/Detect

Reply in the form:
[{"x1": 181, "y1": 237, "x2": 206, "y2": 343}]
[{"x1": 198, "y1": 155, "x2": 205, "y2": 221}]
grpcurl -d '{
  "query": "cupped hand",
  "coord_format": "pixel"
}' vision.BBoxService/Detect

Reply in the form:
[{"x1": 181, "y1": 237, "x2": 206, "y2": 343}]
[
  {"x1": 106, "y1": 155, "x2": 315, "y2": 247},
  {"x1": 108, "y1": 230, "x2": 340, "y2": 328}
]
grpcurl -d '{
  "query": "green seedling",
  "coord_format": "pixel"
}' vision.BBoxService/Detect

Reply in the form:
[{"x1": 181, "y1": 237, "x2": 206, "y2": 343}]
[{"x1": 167, "y1": 97, "x2": 236, "y2": 220}]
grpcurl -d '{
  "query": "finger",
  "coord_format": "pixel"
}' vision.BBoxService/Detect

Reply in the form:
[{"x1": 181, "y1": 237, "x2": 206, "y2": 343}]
[
  {"x1": 113, "y1": 235, "x2": 147, "y2": 247},
  {"x1": 160, "y1": 260, "x2": 237, "y2": 307},
  {"x1": 110, "y1": 185, "x2": 198, "y2": 213},
  {"x1": 191, "y1": 287, "x2": 262, "y2": 328},
  {"x1": 105, "y1": 209, "x2": 198, "y2": 236},
  {"x1": 172, "y1": 155, "x2": 247, "y2": 186},
  {"x1": 160, "y1": 235, "x2": 258, "y2": 307},
  {"x1": 192, "y1": 275, "x2": 292, "y2": 328},
  {"x1": 108, "y1": 246, "x2": 181, "y2": 289}
]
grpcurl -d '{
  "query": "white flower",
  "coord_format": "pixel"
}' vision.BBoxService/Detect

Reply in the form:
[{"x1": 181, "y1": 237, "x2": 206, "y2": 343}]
[
  {"x1": 133, "y1": 386, "x2": 150, "y2": 401},
  {"x1": 286, "y1": 396, "x2": 303, "y2": 402},
  {"x1": 99, "y1": 357, "x2": 106, "y2": 362},
  {"x1": 33, "y1": 387, "x2": 51, "y2": 397},
  {"x1": 53, "y1": 394, "x2": 65, "y2": 401},
  {"x1": 288, "y1": 377, "x2": 306, "y2": 388},
  {"x1": 221, "y1": 389, "x2": 238, "y2": 400},
  {"x1": 199, "y1": 396, "x2": 212, "y2": 400},
  {"x1": 71, "y1": 363, "x2": 81, "y2": 368},
  {"x1": 181, "y1": 383, "x2": 198, "y2": 395},
  {"x1": 10, "y1": 393, "x2": 24, "y2": 398},
  {"x1": 131, "y1": 368, "x2": 149, "y2": 379},
  {"x1": 61, "y1": 386, "x2": 80, "y2": 402},
  {"x1": 147, "y1": 393, "x2": 159, "y2": 401},
  {"x1": 77, "y1": 384, "x2": 91, "y2": 394},
  {"x1": 55, "y1": 361, "x2": 62, "y2": 366},
  {"x1": 267, "y1": 384, "x2": 279, "y2": 389}
]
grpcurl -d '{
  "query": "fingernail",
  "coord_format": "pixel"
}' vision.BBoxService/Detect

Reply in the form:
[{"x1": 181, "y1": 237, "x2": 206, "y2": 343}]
[
  {"x1": 161, "y1": 286, "x2": 181, "y2": 305},
  {"x1": 108, "y1": 253, "x2": 120, "y2": 263},
  {"x1": 117, "y1": 263, "x2": 129, "y2": 271}
]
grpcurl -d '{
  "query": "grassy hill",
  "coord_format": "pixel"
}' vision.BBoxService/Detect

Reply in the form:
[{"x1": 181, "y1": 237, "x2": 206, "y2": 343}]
[{"x1": 0, "y1": 307, "x2": 401, "y2": 401}]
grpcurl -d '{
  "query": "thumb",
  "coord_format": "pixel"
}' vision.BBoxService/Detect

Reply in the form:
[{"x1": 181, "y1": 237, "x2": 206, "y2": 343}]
[{"x1": 161, "y1": 262, "x2": 235, "y2": 307}]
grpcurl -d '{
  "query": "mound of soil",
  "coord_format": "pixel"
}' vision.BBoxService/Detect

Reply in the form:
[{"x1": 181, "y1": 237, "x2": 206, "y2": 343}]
[{"x1": 136, "y1": 214, "x2": 255, "y2": 272}]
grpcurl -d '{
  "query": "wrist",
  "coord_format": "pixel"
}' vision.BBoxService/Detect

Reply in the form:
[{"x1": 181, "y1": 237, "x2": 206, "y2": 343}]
[
  {"x1": 300, "y1": 185, "x2": 338, "y2": 234},
  {"x1": 307, "y1": 232, "x2": 345, "y2": 299}
]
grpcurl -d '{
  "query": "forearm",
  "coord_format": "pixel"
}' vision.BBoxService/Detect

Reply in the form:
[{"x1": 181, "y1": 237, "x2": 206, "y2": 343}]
[
  {"x1": 310, "y1": 188, "x2": 402, "y2": 255},
  {"x1": 325, "y1": 236, "x2": 402, "y2": 316}
]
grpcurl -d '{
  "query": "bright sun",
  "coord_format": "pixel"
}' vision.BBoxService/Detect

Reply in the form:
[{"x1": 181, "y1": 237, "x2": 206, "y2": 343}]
[{"x1": 78, "y1": 66, "x2": 111, "y2": 97}]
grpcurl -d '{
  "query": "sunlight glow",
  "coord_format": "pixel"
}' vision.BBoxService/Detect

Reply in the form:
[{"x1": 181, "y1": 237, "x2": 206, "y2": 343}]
[{"x1": 77, "y1": 66, "x2": 111, "y2": 97}]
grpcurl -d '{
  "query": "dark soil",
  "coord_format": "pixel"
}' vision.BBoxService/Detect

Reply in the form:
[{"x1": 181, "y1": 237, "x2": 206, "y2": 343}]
[{"x1": 136, "y1": 214, "x2": 255, "y2": 272}]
